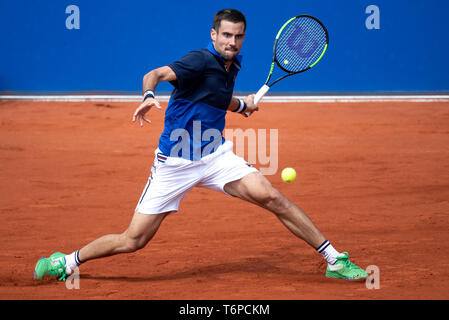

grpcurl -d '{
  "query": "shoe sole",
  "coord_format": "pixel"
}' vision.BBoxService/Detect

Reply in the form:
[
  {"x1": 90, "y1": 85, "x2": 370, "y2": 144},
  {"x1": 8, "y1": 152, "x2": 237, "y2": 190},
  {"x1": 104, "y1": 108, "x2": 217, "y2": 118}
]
[{"x1": 326, "y1": 271, "x2": 367, "y2": 281}]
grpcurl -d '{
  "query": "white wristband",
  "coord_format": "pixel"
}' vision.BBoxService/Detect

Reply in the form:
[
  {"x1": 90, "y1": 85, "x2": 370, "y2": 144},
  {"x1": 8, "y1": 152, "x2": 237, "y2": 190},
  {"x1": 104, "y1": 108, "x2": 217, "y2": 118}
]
[
  {"x1": 143, "y1": 90, "x2": 155, "y2": 101},
  {"x1": 235, "y1": 99, "x2": 246, "y2": 113}
]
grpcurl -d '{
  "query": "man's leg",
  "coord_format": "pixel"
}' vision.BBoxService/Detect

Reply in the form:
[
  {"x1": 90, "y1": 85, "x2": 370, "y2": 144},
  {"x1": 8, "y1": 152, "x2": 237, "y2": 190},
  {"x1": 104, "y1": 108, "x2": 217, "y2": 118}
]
[
  {"x1": 77, "y1": 210, "x2": 169, "y2": 263},
  {"x1": 34, "y1": 210, "x2": 169, "y2": 280},
  {"x1": 224, "y1": 172, "x2": 368, "y2": 280},
  {"x1": 224, "y1": 172, "x2": 325, "y2": 249}
]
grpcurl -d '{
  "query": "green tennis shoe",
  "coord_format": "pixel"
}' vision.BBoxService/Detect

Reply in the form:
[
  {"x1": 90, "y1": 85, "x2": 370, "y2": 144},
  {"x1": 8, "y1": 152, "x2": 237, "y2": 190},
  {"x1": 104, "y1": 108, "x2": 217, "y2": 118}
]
[
  {"x1": 325, "y1": 252, "x2": 368, "y2": 281},
  {"x1": 34, "y1": 252, "x2": 68, "y2": 281}
]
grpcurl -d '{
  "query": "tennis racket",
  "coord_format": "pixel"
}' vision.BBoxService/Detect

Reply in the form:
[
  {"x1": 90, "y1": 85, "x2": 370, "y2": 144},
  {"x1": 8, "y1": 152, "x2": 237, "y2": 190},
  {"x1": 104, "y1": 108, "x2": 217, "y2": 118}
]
[{"x1": 250, "y1": 15, "x2": 329, "y2": 109}]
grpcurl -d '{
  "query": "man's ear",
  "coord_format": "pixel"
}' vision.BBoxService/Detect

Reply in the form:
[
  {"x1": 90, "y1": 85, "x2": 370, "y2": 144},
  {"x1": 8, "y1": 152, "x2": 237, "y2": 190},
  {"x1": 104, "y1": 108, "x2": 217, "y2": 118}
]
[{"x1": 210, "y1": 28, "x2": 217, "y2": 43}]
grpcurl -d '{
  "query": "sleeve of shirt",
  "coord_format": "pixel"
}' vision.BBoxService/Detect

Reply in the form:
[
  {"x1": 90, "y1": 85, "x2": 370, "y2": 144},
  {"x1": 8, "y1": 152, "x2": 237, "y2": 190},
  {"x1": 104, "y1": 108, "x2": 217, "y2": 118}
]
[{"x1": 168, "y1": 50, "x2": 206, "y2": 89}]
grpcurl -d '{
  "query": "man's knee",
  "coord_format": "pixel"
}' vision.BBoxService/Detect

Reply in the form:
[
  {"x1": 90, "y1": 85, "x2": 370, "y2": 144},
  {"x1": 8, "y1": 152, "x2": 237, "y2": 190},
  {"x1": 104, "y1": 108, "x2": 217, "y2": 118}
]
[
  {"x1": 120, "y1": 233, "x2": 148, "y2": 253},
  {"x1": 121, "y1": 211, "x2": 169, "y2": 253},
  {"x1": 254, "y1": 187, "x2": 290, "y2": 211}
]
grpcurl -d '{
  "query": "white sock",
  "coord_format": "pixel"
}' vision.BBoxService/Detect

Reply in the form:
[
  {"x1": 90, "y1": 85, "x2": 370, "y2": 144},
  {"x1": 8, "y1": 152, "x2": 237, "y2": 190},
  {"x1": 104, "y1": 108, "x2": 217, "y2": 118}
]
[
  {"x1": 316, "y1": 240, "x2": 340, "y2": 265},
  {"x1": 65, "y1": 250, "x2": 82, "y2": 274}
]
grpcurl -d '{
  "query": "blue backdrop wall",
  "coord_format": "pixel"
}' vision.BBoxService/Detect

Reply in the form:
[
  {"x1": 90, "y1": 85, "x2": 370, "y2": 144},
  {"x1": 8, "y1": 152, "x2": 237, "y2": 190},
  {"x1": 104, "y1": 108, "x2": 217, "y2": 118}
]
[{"x1": 1, "y1": 0, "x2": 448, "y2": 94}]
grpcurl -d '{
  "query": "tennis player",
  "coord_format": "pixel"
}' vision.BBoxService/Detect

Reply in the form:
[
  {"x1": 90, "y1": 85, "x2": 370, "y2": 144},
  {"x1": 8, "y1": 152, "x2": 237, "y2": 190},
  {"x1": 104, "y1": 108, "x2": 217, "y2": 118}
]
[{"x1": 34, "y1": 9, "x2": 367, "y2": 282}]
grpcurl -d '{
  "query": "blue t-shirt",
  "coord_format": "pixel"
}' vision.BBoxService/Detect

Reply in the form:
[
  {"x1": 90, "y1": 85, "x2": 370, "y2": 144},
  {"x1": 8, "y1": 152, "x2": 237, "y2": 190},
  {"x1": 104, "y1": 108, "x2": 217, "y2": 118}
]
[{"x1": 158, "y1": 43, "x2": 242, "y2": 161}]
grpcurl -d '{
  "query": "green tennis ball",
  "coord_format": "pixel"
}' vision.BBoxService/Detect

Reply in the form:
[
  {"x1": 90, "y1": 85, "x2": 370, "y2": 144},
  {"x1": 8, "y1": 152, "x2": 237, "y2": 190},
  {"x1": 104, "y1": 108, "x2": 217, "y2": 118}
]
[
  {"x1": 281, "y1": 167, "x2": 296, "y2": 183},
  {"x1": 284, "y1": 59, "x2": 289, "y2": 65}
]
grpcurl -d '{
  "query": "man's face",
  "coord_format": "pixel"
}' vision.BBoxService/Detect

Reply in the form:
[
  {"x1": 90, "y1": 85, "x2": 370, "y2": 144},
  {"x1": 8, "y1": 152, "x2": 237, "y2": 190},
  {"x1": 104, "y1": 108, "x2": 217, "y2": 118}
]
[{"x1": 211, "y1": 20, "x2": 245, "y2": 61}]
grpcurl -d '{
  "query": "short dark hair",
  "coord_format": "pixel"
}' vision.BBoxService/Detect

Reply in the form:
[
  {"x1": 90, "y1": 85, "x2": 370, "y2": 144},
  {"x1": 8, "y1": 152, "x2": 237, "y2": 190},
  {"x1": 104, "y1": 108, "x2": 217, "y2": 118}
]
[{"x1": 213, "y1": 9, "x2": 246, "y2": 32}]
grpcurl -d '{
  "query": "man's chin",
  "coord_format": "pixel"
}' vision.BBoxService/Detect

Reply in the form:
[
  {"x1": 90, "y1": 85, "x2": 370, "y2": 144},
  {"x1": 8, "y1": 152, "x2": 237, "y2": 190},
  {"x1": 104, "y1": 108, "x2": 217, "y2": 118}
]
[{"x1": 223, "y1": 52, "x2": 237, "y2": 61}]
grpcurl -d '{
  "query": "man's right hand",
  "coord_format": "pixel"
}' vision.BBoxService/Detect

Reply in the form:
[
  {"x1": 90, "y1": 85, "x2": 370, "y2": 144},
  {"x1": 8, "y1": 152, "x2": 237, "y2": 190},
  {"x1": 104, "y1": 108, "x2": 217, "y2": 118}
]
[
  {"x1": 132, "y1": 98, "x2": 162, "y2": 127},
  {"x1": 242, "y1": 94, "x2": 258, "y2": 117}
]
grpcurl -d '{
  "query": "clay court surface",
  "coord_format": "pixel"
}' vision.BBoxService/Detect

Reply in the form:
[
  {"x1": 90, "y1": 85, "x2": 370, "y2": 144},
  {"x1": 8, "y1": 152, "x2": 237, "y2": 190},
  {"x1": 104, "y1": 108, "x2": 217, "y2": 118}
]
[{"x1": 1, "y1": 100, "x2": 448, "y2": 300}]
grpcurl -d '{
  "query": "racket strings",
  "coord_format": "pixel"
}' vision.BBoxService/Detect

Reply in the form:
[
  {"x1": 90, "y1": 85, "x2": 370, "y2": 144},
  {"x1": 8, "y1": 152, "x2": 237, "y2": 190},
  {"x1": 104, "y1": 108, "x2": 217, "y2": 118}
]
[{"x1": 275, "y1": 17, "x2": 327, "y2": 73}]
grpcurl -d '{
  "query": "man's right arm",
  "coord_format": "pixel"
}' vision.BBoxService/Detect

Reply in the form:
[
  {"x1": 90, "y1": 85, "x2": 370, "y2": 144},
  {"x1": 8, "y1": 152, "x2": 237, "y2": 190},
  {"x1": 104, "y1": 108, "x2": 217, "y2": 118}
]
[
  {"x1": 132, "y1": 66, "x2": 177, "y2": 127},
  {"x1": 142, "y1": 66, "x2": 177, "y2": 94}
]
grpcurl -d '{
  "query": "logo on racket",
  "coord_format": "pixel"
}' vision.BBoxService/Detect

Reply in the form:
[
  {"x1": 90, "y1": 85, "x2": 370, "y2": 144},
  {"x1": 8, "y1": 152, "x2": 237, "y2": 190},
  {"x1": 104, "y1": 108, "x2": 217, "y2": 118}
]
[{"x1": 287, "y1": 27, "x2": 319, "y2": 58}]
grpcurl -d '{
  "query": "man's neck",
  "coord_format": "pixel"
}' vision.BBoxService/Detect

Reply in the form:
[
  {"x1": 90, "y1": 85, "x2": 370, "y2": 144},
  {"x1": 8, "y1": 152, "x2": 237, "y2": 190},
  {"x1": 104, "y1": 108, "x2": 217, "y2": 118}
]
[{"x1": 224, "y1": 60, "x2": 232, "y2": 71}]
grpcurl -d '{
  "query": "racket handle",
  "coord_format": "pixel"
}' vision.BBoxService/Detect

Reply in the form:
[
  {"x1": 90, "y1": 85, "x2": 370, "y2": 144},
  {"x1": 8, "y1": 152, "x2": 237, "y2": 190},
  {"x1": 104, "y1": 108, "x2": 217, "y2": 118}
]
[
  {"x1": 254, "y1": 84, "x2": 270, "y2": 104},
  {"x1": 244, "y1": 85, "x2": 270, "y2": 117}
]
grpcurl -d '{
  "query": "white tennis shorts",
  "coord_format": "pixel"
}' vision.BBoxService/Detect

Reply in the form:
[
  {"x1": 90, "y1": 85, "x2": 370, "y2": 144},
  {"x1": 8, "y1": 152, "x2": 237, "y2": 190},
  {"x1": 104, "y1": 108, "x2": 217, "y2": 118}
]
[{"x1": 135, "y1": 140, "x2": 259, "y2": 214}]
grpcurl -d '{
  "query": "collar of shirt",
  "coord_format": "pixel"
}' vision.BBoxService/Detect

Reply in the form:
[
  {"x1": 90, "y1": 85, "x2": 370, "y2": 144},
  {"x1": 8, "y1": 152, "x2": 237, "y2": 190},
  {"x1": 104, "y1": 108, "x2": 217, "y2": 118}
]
[{"x1": 207, "y1": 42, "x2": 242, "y2": 70}]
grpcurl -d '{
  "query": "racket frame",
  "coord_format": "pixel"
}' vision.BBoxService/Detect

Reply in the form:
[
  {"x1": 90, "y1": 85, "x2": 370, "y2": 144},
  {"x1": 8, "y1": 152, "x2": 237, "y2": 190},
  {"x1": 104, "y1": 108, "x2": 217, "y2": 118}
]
[
  {"x1": 250, "y1": 15, "x2": 329, "y2": 109},
  {"x1": 265, "y1": 14, "x2": 329, "y2": 87}
]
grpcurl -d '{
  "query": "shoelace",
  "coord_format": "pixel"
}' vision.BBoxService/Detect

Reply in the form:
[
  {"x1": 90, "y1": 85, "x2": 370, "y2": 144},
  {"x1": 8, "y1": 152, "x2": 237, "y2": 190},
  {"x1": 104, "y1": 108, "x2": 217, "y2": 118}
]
[
  {"x1": 337, "y1": 252, "x2": 365, "y2": 279},
  {"x1": 53, "y1": 259, "x2": 67, "y2": 281},
  {"x1": 337, "y1": 252, "x2": 360, "y2": 270}
]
